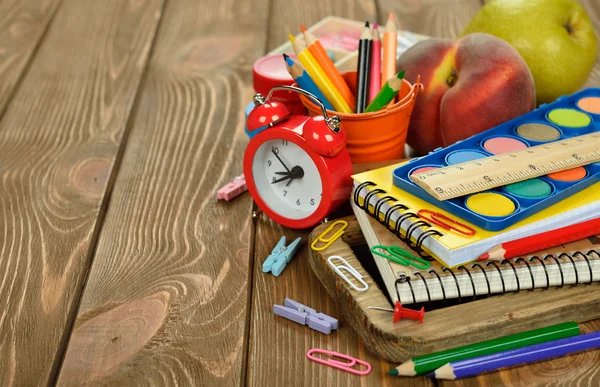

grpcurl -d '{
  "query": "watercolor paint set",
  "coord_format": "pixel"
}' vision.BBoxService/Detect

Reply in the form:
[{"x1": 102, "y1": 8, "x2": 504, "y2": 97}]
[{"x1": 392, "y1": 87, "x2": 600, "y2": 231}]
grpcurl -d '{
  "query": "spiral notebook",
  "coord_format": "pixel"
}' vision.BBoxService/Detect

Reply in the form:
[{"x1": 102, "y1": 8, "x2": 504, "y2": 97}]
[
  {"x1": 352, "y1": 163, "x2": 600, "y2": 267},
  {"x1": 352, "y1": 200, "x2": 600, "y2": 304}
]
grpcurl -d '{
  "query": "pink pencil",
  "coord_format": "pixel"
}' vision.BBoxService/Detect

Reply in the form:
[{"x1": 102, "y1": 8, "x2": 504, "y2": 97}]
[{"x1": 368, "y1": 23, "x2": 382, "y2": 103}]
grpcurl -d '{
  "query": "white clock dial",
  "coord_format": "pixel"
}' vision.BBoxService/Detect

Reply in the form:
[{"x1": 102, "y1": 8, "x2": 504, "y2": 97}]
[{"x1": 251, "y1": 139, "x2": 323, "y2": 220}]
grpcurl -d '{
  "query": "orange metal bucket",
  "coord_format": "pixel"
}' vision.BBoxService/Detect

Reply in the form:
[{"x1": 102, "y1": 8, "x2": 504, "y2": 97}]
[{"x1": 299, "y1": 71, "x2": 422, "y2": 164}]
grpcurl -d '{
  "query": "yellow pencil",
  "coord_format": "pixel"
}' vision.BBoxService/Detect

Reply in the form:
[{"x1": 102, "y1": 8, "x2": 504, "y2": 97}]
[{"x1": 289, "y1": 35, "x2": 353, "y2": 114}]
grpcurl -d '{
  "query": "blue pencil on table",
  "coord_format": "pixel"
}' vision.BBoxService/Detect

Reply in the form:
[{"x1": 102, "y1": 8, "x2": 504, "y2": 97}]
[
  {"x1": 283, "y1": 54, "x2": 334, "y2": 111},
  {"x1": 430, "y1": 330, "x2": 600, "y2": 380}
]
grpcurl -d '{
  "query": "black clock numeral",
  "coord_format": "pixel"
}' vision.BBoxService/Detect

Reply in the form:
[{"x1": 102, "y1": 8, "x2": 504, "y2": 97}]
[
  {"x1": 296, "y1": 199, "x2": 301, "y2": 206},
  {"x1": 282, "y1": 140, "x2": 288, "y2": 146},
  {"x1": 267, "y1": 160, "x2": 272, "y2": 167},
  {"x1": 283, "y1": 190, "x2": 287, "y2": 197},
  {"x1": 272, "y1": 146, "x2": 279, "y2": 154},
  {"x1": 310, "y1": 198, "x2": 315, "y2": 205}
]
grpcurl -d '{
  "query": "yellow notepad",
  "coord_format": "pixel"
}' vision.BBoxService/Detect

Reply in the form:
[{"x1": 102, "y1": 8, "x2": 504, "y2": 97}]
[{"x1": 352, "y1": 163, "x2": 600, "y2": 266}]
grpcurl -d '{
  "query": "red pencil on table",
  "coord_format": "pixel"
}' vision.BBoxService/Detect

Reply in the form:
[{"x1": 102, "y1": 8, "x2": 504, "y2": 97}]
[
  {"x1": 479, "y1": 217, "x2": 600, "y2": 261},
  {"x1": 368, "y1": 23, "x2": 381, "y2": 103}
]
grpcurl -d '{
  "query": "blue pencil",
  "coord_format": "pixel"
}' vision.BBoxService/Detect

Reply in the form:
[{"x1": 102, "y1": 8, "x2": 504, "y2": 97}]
[
  {"x1": 431, "y1": 331, "x2": 600, "y2": 380},
  {"x1": 283, "y1": 54, "x2": 334, "y2": 111}
]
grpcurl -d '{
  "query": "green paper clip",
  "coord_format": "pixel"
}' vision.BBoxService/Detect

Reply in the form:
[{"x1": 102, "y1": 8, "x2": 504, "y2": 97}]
[{"x1": 370, "y1": 245, "x2": 430, "y2": 270}]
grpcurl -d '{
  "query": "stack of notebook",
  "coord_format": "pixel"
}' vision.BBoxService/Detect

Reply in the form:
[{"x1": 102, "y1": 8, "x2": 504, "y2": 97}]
[{"x1": 351, "y1": 162, "x2": 600, "y2": 305}]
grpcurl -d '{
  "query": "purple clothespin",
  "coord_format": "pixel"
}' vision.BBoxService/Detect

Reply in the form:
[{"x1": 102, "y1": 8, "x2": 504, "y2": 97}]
[
  {"x1": 216, "y1": 174, "x2": 247, "y2": 201},
  {"x1": 273, "y1": 298, "x2": 338, "y2": 334}
]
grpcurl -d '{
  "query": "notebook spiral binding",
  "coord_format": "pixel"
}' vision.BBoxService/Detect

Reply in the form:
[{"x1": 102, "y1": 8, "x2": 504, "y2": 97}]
[
  {"x1": 394, "y1": 251, "x2": 598, "y2": 305},
  {"x1": 353, "y1": 181, "x2": 444, "y2": 260},
  {"x1": 353, "y1": 181, "x2": 599, "y2": 305}
]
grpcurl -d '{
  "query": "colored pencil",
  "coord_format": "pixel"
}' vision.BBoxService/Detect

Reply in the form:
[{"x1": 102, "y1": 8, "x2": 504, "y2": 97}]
[
  {"x1": 382, "y1": 13, "x2": 397, "y2": 85},
  {"x1": 283, "y1": 54, "x2": 334, "y2": 111},
  {"x1": 355, "y1": 21, "x2": 372, "y2": 113},
  {"x1": 432, "y1": 330, "x2": 600, "y2": 380},
  {"x1": 301, "y1": 25, "x2": 355, "y2": 110},
  {"x1": 368, "y1": 23, "x2": 381, "y2": 103},
  {"x1": 289, "y1": 35, "x2": 353, "y2": 114},
  {"x1": 388, "y1": 321, "x2": 580, "y2": 376},
  {"x1": 364, "y1": 70, "x2": 405, "y2": 113},
  {"x1": 479, "y1": 217, "x2": 600, "y2": 261}
]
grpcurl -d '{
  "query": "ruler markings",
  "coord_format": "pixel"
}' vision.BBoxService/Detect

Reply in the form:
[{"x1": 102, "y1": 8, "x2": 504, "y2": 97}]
[{"x1": 410, "y1": 132, "x2": 600, "y2": 200}]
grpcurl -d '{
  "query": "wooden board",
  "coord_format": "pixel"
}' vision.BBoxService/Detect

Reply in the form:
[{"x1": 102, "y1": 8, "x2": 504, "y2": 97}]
[
  {"x1": 308, "y1": 216, "x2": 600, "y2": 363},
  {"x1": 0, "y1": 0, "x2": 162, "y2": 385},
  {"x1": 0, "y1": 0, "x2": 62, "y2": 117},
  {"x1": 55, "y1": 0, "x2": 271, "y2": 385}
]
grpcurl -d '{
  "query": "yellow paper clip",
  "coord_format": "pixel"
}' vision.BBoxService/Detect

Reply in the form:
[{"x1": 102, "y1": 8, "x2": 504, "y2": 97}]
[{"x1": 310, "y1": 220, "x2": 348, "y2": 251}]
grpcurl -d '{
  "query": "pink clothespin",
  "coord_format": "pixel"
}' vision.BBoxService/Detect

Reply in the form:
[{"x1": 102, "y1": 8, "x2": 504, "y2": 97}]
[
  {"x1": 216, "y1": 174, "x2": 247, "y2": 201},
  {"x1": 306, "y1": 348, "x2": 372, "y2": 375}
]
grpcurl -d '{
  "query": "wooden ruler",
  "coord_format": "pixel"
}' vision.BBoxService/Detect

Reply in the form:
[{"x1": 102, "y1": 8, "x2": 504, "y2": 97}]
[{"x1": 410, "y1": 131, "x2": 600, "y2": 201}]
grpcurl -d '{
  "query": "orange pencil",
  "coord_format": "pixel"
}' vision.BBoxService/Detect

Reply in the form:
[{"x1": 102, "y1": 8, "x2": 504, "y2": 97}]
[
  {"x1": 301, "y1": 26, "x2": 356, "y2": 110},
  {"x1": 382, "y1": 13, "x2": 397, "y2": 85}
]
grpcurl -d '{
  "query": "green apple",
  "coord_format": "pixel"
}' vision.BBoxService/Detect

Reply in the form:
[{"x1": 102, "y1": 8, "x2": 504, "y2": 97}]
[{"x1": 462, "y1": 0, "x2": 598, "y2": 104}]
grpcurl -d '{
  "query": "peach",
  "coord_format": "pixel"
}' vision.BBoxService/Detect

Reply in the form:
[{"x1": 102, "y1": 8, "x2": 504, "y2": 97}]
[{"x1": 397, "y1": 33, "x2": 536, "y2": 155}]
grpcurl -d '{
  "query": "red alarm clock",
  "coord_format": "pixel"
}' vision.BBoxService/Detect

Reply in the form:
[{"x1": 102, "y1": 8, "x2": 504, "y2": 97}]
[{"x1": 243, "y1": 86, "x2": 353, "y2": 229}]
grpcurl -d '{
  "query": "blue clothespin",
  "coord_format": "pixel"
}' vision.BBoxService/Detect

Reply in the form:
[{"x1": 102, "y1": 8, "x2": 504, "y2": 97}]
[{"x1": 262, "y1": 236, "x2": 302, "y2": 276}]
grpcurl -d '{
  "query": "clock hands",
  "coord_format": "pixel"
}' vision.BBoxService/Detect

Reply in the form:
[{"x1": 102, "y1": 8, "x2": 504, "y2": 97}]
[
  {"x1": 272, "y1": 149, "x2": 290, "y2": 173},
  {"x1": 271, "y1": 165, "x2": 305, "y2": 187}
]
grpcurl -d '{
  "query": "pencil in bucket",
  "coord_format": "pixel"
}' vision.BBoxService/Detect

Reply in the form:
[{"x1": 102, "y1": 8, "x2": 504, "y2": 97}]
[{"x1": 298, "y1": 71, "x2": 422, "y2": 164}]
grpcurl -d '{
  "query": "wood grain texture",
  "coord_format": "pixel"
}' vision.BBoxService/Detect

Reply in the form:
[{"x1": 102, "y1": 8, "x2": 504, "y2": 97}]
[
  {"x1": 0, "y1": 0, "x2": 62, "y2": 117},
  {"x1": 375, "y1": 0, "x2": 483, "y2": 39},
  {"x1": 248, "y1": 215, "x2": 434, "y2": 387},
  {"x1": 438, "y1": 320, "x2": 600, "y2": 387},
  {"x1": 56, "y1": 0, "x2": 270, "y2": 385},
  {"x1": 0, "y1": 0, "x2": 163, "y2": 385},
  {"x1": 308, "y1": 216, "x2": 600, "y2": 363}
]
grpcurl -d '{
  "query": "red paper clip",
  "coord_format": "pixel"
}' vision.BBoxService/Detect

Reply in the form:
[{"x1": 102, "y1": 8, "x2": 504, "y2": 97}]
[
  {"x1": 417, "y1": 209, "x2": 476, "y2": 237},
  {"x1": 306, "y1": 348, "x2": 372, "y2": 375}
]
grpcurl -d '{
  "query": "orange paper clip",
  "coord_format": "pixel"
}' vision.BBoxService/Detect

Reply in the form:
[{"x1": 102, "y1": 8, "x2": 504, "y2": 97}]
[
  {"x1": 417, "y1": 209, "x2": 476, "y2": 237},
  {"x1": 310, "y1": 220, "x2": 348, "y2": 251},
  {"x1": 306, "y1": 348, "x2": 372, "y2": 375}
]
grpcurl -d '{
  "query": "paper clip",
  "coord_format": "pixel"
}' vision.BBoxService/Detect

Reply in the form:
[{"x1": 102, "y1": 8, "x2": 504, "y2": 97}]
[
  {"x1": 306, "y1": 348, "x2": 372, "y2": 375},
  {"x1": 311, "y1": 220, "x2": 348, "y2": 251},
  {"x1": 370, "y1": 245, "x2": 430, "y2": 270},
  {"x1": 327, "y1": 256, "x2": 368, "y2": 292},
  {"x1": 417, "y1": 209, "x2": 476, "y2": 237}
]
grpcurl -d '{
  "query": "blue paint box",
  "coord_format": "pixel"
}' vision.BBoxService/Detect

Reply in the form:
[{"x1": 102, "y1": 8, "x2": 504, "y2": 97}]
[{"x1": 392, "y1": 88, "x2": 600, "y2": 231}]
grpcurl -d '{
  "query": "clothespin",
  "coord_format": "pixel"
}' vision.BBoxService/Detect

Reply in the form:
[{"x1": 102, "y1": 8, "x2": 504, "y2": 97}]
[
  {"x1": 216, "y1": 174, "x2": 247, "y2": 201},
  {"x1": 273, "y1": 298, "x2": 338, "y2": 334},
  {"x1": 262, "y1": 236, "x2": 302, "y2": 276}
]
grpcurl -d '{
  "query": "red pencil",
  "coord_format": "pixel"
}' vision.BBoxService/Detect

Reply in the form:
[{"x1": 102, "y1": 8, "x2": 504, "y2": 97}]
[
  {"x1": 479, "y1": 217, "x2": 600, "y2": 261},
  {"x1": 368, "y1": 22, "x2": 381, "y2": 103}
]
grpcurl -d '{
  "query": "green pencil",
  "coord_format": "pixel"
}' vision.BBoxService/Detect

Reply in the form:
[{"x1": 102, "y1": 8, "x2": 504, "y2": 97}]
[
  {"x1": 363, "y1": 70, "x2": 405, "y2": 113},
  {"x1": 388, "y1": 321, "x2": 580, "y2": 376}
]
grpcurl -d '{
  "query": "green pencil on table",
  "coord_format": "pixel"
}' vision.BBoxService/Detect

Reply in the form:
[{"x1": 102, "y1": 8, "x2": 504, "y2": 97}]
[
  {"x1": 388, "y1": 321, "x2": 580, "y2": 376},
  {"x1": 364, "y1": 70, "x2": 405, "y2": 113}
]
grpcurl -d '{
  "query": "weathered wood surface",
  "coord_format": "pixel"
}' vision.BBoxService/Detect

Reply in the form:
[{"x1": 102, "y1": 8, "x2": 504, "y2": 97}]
[
  {"x1": 56, "y1": 0, "x2": 269, "y2": 385},
  {"x1": 0, "y1": 0, "x2": 163, "y2": 385},
  {"x1": 0, "y1": 0, "x2": 62, "y2": 117},
  {"x1": 308, "y1": 216, "x2": 600, "y2": 376},
  {"x1": 0, "y1": 0, "x2": 598, "y2": 385}
]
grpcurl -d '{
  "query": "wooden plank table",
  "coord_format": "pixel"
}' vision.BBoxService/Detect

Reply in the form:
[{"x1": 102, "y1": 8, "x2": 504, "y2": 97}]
[{"x1": 0, "y1": 0, "x2": 598, "y2": 385}]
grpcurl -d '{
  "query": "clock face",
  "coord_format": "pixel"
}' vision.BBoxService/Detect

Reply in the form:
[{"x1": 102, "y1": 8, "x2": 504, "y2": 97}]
[{"x1": 251, "y1": 139, "x2": 323, "y2": 220}]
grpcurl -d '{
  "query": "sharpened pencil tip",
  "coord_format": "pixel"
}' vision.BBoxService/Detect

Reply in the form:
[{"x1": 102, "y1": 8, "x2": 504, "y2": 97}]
[
  {"x1": 478, "y1": 252, "x2": 489, "y2": 260},
  {"x1": 282, "y1": 53, "x2": 289, "y2": 59},
  {"x1": 300, "y1": 25, "x2": 307, "y2": 32},
  {"x1": 288, "y1": 34, "x2": 296, "y2": 42},
  {"x1": 397, "y1": 70, "x2": 405, "y2": 78},
  {"x1": 387, "y1": 369, "x2": 399, "y2": 376},
  {"x1": 373, "y1": 22, "x2": 378, "y2": 29},
  {"x1": 365, "y1": 21, "x2": 370, "y2": 28},
  {"x1": 388, "y1": 12, "x2": 394, "y2": 21}
]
